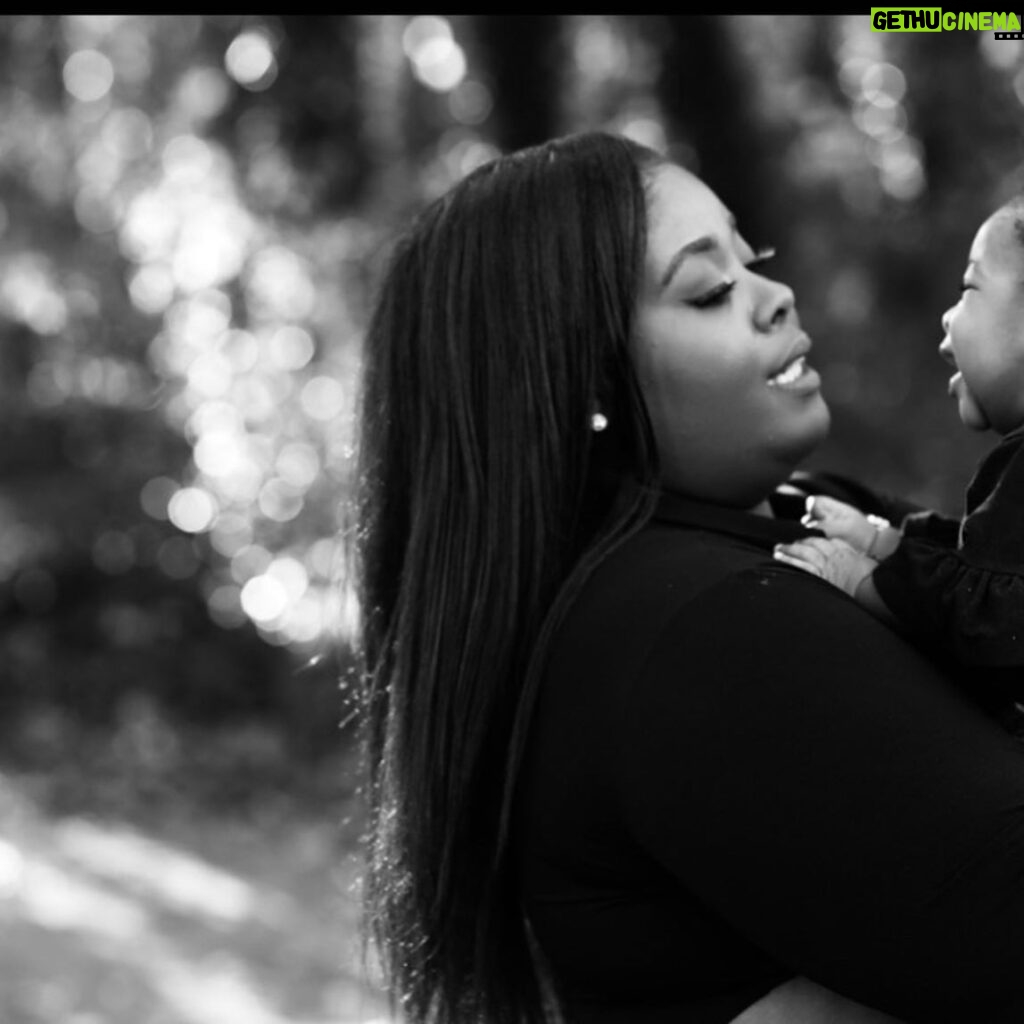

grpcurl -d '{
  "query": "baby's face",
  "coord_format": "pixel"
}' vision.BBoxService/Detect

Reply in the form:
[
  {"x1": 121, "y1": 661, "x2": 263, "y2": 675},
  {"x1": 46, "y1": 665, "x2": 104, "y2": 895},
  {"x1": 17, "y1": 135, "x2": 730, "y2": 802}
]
[{"x1": 940, "y1": 210, "x2": 1024, "y2": 434}]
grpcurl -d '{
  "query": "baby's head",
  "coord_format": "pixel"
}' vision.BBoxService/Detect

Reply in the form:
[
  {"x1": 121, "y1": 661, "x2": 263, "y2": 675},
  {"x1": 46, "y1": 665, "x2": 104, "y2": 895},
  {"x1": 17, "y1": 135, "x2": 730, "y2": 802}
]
[{"x1": 940, "y1": 197, "x2": 1024, "y2": 434}]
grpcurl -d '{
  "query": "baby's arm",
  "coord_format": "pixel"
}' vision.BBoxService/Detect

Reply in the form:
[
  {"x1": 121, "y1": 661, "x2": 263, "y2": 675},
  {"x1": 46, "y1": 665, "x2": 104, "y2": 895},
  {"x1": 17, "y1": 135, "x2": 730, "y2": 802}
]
[
  {"x1": 774, "y1": 536, "x2": 898, "y2": 627},
  {"x1": 801, "y1": 495, "x2": 901, "y2": 560}
]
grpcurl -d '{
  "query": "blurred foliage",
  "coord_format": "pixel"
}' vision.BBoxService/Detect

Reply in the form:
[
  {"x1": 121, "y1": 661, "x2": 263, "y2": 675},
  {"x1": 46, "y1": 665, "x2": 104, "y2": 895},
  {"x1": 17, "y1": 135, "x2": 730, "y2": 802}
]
[{"x1": 0, "y1": 14, "x2": 1023, "y2": 766}]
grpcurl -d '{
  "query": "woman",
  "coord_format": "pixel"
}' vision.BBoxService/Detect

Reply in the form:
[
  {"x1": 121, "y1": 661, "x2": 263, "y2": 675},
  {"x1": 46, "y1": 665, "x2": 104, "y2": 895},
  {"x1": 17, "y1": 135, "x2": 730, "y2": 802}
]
[{"x1": 352, "y1": 132, "x2": 1024, "y2": 1023}]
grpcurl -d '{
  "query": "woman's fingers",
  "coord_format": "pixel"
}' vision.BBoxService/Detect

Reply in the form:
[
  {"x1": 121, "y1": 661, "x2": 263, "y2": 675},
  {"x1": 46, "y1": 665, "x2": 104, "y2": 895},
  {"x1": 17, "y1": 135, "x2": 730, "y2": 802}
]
[
  {"x1": 773, "y1": 541, "x2": 827, "y2": 576},
  {"x1": 774, "y1": 536, "x2": 854, "y2": 574},
  {"x1": 775, "y1": 538, "x2": 875, "y2": 597},
  {"x1": 774, "y1": 550, "x2": 822, "y2": 576}
]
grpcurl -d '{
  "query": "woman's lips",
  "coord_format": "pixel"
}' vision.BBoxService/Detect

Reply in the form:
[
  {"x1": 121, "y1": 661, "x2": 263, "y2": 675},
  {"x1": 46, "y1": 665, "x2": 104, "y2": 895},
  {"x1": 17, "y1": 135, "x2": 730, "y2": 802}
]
[{"x1": 767, "y1": 354, "x2": 821, "y2": 393}]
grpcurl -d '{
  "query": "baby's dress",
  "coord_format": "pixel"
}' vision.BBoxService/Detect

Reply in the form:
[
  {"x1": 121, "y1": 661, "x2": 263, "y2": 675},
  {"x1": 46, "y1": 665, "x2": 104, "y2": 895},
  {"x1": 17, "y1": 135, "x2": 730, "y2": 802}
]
[{"x1": 871, "y1": 426, "x2": 1024, "y2": 673}]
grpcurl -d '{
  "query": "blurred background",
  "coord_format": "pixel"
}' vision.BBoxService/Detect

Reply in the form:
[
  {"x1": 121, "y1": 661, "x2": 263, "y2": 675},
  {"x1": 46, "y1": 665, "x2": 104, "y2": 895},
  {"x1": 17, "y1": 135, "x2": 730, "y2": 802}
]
[{"x1": 0, "y1": 13, "x2": 1021, "y2": 1024}]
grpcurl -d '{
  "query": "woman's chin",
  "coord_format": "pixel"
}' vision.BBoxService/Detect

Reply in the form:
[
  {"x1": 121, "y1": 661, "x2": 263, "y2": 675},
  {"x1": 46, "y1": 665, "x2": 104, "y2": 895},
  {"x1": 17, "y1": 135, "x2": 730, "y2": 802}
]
[
  {"x1": 810, "y1": 393, "x2": 832, "y2": 440},
  {"x1": 794, "y1": 393, "x2": 832, "y2": 453},
  {"x1": 767, "y1": 398, "x2": 831, "y2": 491}
]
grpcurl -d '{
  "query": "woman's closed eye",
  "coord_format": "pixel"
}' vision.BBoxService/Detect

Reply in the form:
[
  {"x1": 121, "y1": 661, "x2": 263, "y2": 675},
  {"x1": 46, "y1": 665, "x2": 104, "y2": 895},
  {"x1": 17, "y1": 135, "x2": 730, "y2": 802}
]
[
  {"x1": 688, "y1": 246, "x2": 777, "y2": 309},
  {"x1": 690, "y1": 280, "x2": 735, "y2": 308}
]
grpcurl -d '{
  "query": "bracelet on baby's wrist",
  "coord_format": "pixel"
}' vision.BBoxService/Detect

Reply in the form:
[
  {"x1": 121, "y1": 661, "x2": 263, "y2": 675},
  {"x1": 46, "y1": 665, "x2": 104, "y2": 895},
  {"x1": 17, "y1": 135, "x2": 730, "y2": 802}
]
[{"x1": 864, "y1": 514, "x2": 892, "y2": 560}]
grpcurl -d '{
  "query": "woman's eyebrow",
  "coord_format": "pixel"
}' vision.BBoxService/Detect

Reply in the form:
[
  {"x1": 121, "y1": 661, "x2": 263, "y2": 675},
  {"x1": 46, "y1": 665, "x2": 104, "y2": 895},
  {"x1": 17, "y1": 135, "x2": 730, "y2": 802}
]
[
  {"x1": 659, "y1": 212, "x2": 739, "y2": 291},
  {"x1": 660, "y1": 235, "x2": 719, "y2": 290}
]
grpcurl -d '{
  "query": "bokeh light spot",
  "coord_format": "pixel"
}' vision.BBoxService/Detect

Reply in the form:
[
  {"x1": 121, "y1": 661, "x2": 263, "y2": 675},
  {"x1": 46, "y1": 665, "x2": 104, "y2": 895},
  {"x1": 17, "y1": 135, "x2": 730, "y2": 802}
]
[
  {"x1": 101, "y1": 106, "x2": 153, "y2": 160},
  {"x1": 258, "y1": 479, "x2": 304, "y2": 523},
  {"x1": 63, "y1": 49, "x2": 115, "y2": 102},
  {"x1": 168, "y1": 487, "x2": 218, "y2": 533},
  {"x1": 209, "y1": 513, "x2": 253, "y2": 557},
  {"x1": 240, "y1": 573, "x2": 289, "y2": 623},
  {"x1": 207, "y1": 584, "x2": 247, "y2": 628},
  {"x1": 128, "y1": 264, "x2": 176, "y2": 315},
  {"x1": 178, "y1": 65, "x2": 232, "y2": 120},
  {"x1": 860, "y1": 62, "x2": 906, "y2": 108},
  {"x1": 266, "y1": 325, "x2": 315, "y2": 370},
  {"x1": 275, "y1": 442, "x2": 320, "y2": 489},
  {"x1": 411, "y1": 37, "x2": 467, "y2": 93},
  {"x1": 140, "y1": 477, "x2": 179, "y2": 520},
  {"x1": 448, "y1": 80, "x2": 492, "y2": 125},
  {"x1": 402, "y1": 16, "x2": 452, "y2": 58},
  {"x1": 225, "y1": 29, "x2": 278, "y2": 91},
  {"x1": 230, "y1": 544, "x2": 272, "y2": 585},
  {"x1": 300, "y1": 376, "x2": 346, "y2": 422},
  {"x1": 246, "y1": 248, "x2": 315, "y2": 320}
]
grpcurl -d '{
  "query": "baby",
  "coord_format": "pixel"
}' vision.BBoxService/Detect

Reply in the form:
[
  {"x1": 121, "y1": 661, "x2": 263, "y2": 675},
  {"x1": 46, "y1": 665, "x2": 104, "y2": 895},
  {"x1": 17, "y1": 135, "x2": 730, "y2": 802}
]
[{"x1": 774, "y1": 197, "x2": 1024, "y2": 671}]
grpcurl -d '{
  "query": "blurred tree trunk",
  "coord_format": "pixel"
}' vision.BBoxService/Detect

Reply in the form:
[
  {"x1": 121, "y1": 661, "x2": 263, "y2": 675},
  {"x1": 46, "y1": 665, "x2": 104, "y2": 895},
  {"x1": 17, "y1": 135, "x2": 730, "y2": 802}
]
[
  {"x1": 473, "y1": 15, "x2": 565, "y2": 152},
  {"x1": 904, "y1": 32, "x2": 1019, "y2": 232},
  {"x1": 354, "y1": 15, "x2": 414, "y2": 221},
  {"x1": 275, "y1": 15, "x2": 366, "y2": 211},
  {"x1": 649, "y1": 15, "x2": 777, "y2": 248}
]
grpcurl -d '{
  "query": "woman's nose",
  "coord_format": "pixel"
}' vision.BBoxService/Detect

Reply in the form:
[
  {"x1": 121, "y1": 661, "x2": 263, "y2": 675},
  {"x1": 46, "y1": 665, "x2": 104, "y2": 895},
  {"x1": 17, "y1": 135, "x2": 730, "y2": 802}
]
[
  {"x1": 940, "y1": 306, "x2": 954, "y2": 334},
  {"x1": 759, "y1": 280, "x2": 795, "y2": 331}
]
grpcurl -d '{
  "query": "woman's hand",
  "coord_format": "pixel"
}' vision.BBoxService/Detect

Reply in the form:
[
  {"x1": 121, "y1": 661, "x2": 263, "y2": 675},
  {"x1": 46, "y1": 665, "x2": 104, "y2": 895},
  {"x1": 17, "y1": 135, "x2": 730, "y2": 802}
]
[{"x1": 773, "y1": 536, "x2": 877, "y2": 599}]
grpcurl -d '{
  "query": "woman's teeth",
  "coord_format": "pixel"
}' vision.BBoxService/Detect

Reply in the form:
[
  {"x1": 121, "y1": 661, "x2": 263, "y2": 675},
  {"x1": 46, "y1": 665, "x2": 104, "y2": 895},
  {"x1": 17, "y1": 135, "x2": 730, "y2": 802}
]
[{"x1": 769, "y1": 356, "x2": 806, "y2": 387}]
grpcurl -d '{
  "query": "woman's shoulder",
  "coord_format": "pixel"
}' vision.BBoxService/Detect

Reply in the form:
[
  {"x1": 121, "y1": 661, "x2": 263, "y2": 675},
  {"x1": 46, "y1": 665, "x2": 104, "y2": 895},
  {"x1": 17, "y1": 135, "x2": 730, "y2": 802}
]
[
  {"x1": 550, "y1": 512, "x2": 848, "y2": 689},
  {"x1": 578, "y1": 517, "x2": 776, "y2": 628},
  {"x1": 585, "y1": 471, "x2": 880, "y2": 616}
]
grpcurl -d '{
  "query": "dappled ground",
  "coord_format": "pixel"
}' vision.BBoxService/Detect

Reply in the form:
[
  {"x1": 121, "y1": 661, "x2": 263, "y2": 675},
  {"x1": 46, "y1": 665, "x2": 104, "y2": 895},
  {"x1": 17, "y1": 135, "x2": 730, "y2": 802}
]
[{"x1": 0, "y1": 711, "x2": 394, "y2": 1024}]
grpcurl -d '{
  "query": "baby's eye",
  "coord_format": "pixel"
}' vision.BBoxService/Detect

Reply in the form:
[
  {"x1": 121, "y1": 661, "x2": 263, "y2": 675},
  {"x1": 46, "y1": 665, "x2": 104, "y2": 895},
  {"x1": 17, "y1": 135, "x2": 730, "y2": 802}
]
[
  {"x1": 745, "y1": 245, "x2": 776, "y2": 270},
  {"x1": 690, "y1": 281, "x2": 735, "y2": 309}
]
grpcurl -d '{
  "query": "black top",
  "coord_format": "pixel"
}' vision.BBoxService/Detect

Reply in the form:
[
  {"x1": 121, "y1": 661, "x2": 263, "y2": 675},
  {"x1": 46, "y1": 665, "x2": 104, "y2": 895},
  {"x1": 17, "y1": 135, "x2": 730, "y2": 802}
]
[
  {"x1": 872, "y1": 428, "x2": 1024, "y2": 674},
  {"x1": 514, "y1": 476, "x2": 1024, "y2": 1024}
]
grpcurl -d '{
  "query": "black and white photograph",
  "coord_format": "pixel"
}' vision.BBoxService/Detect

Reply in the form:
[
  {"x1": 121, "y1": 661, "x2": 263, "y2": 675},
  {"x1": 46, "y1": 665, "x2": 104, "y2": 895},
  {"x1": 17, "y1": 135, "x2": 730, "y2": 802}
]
[{"x1": 1, "y1": 13, "x2": 1024, "y2": 1024}]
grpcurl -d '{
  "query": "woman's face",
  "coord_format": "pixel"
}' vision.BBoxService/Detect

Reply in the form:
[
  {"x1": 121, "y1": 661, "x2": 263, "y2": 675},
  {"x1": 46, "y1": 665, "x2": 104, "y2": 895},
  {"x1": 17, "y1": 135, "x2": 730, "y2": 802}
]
[
  {"x1": 939, "y1": 210, "x2": 1024, "y2": 434},
  {"x1": 634, "y1": 165, "x2": 830, "y2": 508}
]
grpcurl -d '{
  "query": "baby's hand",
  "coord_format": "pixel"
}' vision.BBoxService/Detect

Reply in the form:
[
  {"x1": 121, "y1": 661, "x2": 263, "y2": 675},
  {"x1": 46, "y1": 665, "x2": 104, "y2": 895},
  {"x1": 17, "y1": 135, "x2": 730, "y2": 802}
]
[
  {"x1": 801, "y1": 495, "x2": 889, "y2": 554},
  {"x1": 773, "y1": 536, "x2": 877, "y2": 598}
]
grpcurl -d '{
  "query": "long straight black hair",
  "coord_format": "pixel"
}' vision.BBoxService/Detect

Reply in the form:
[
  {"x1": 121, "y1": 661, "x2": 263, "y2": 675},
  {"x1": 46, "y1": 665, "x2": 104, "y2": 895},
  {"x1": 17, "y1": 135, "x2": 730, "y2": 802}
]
[{"x1": 352, "y1": 131, "x2": 664, "y2": 1023}]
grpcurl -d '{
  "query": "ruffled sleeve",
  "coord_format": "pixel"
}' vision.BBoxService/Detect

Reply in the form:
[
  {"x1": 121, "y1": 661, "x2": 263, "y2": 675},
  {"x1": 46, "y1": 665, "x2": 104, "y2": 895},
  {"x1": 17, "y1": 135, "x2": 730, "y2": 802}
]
[
  {"x1": 872, "y1": 430, "x2": 1024, "y2": 669},
  {"x1": 900, "y1": 508, "x2": 962, "y2": 548}
]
